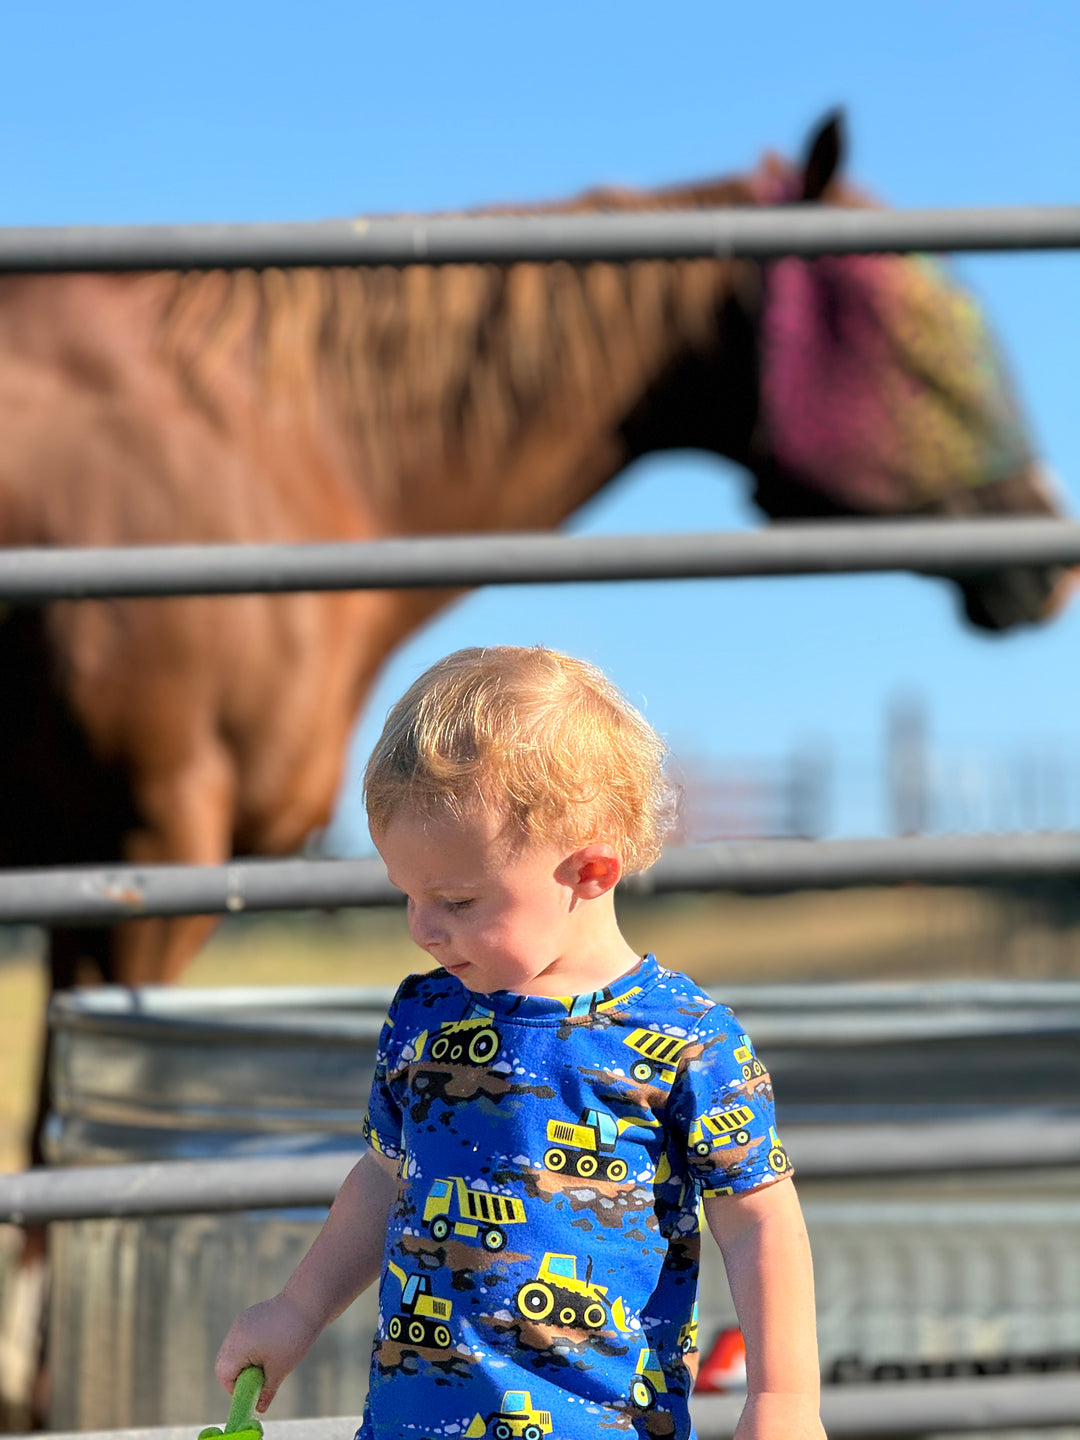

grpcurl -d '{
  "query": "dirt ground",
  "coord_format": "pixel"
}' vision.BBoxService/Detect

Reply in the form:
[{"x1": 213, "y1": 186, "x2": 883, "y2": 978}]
[{"x1": 3, "y1": 880, "x2": 1080, "y2": 1174}]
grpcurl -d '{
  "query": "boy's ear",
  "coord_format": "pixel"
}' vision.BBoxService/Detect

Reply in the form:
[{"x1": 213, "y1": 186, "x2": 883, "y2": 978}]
[{"x1": 560, "y1": 844, "x2": 623, "y2": 898}]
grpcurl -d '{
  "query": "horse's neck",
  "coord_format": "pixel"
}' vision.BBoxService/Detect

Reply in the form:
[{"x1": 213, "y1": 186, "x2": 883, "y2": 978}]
[{"x1": 346, "y1": 257, "x2": 738, "y2": 536}]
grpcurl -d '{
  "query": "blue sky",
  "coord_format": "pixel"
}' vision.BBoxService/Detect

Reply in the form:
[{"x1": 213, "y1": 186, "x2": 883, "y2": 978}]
[{"x1": 3, "y1": 1, "x2": 1078, "y2": 847}]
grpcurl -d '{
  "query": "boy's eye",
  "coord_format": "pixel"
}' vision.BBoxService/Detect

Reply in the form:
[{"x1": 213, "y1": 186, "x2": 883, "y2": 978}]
[{"x1": 445, "y1": 899, "x2": 474, "y2": 912}]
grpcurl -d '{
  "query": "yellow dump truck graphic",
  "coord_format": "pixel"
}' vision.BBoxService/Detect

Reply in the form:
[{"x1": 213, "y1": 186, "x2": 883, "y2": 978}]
[
  {"x1": 766, "y1": 1125, "x2": 792, "y2": 1174},
  {"x1": 385, "y1": 1260, "x2": 453, "y2": 1350},
  {"x1": 423, "y1": 1177, "x2": 526, "y2": 1251},
  {"x1": 514, "y1": 1252, "x2": 629, "y2": 1332},
  {"x1": 630, "y1": 1347, "x2": 668, "y2": 1407},
  {"x1": 687, "y1": 1103, "x2": 756, "y2": 1158},
  {"x1": 464, "y1": 1390, "x2": 553, "y2": 1440},
  {"x1": 414, "y1": 1006, "x2": 500, "y2": 1066},
  {"x1": 543, "y1": 1108, "x2": 659, "y2": 1181},
  {"x1": 623, "y1": 1028, "x2": 691, "y2": 1085},
  {"x1": 733, "y1": 1033, "x2": 766, "y2": 1081}
]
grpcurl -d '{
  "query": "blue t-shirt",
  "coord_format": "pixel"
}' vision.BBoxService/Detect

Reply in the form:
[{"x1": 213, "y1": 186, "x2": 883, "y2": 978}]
[{"x1": 358, "y1": 953, "x2": 791, "y2": 1440}]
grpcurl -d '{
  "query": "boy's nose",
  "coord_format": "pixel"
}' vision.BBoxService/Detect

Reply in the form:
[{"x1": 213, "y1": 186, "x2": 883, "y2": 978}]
[{"x1": 408, "y1": 902, "x2": 445, "y2": 950}]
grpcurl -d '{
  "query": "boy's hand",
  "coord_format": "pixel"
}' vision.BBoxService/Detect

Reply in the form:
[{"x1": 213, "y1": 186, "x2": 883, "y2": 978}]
[
  {"x1": 215, "y1": 1293, "x2": 321, "y2": 1411},
  {"x1": 735, "y1": 1392, "x2": 827, "y2": 1440}
]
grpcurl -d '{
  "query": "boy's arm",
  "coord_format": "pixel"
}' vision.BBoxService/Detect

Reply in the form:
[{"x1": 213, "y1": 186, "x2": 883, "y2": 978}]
[
  {"x1": 215, "y1": 1148, "x2": 398, "y2": 1408},
  {"x1": 704, "y1": 1177, "x2": 826, "y2": 1440}
]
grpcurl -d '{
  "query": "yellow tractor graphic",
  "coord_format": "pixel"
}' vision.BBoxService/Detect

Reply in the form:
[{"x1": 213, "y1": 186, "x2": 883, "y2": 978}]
[
  {"x1": 422, "y1": 1177, "x2": 526, "y2": 1252},
  {"x1": 733, "y1": 1033, "x2": 766, "y2": 1082},
  {"x1": 630, "y1": 1346, "x2": 668, "y2": 1408},
  {"x1": 384, "y1": 1261, "x2": 453, "y2": 1350},
  {"x1": 464, "y1": 1390, "x2": 552, "y2": 1440},
  {"x1": 687, "y1": 1103, "x2": 756, "y2": 1158},
  {"x1": 767, "y1": 1125, "x2": 792, "y2": 1174},
  {"x1": 415, "y1": 1005, "x2": 500, "y2": 1067},
  {"x1": 623, "y1": 1028, "x2": 691, "y2": 1086},
  {"x1": 514, "y1": 1252, "x2": 629, "y2": 1332},
  {"x1": 543, "y1": 1108, "x2": 659, "y2": 1181}
]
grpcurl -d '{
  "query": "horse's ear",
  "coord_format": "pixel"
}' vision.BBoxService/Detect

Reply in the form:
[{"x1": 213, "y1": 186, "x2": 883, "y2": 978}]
[{"x1": 801, "y1": 109, "x2": 845, "y2": 201}]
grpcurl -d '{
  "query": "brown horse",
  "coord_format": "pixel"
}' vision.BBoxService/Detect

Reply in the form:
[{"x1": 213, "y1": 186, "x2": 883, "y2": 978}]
[{"x1": 0, "y1": 115, "x2": 1069, "y2": 1025}]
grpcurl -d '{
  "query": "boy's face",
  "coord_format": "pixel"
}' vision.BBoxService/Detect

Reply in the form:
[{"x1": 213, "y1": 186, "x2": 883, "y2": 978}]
[{"x1": 374, "y1": 806, "x2": 593, "y2": 996}]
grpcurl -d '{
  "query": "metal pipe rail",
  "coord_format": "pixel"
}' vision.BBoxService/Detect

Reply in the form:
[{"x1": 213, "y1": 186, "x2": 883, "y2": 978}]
[
  {"x1": 14, "y1": 1377, "x2": 1080, "y2": 1440},
  {"x1": 2, "y1": 833, "x2": 1080, "y2": 925},
  {"x1": 1, "y1": 517, "x2": 1079, "y2": 604},
  {"x1": 5, "y1": 1113, "x2": 1080, "y2": 1223},
  {"x1": 1, "y1": 204, "x2": 1080, "y2": 274}
]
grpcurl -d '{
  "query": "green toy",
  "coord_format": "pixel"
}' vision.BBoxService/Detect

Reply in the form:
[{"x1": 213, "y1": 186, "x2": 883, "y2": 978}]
[{"x1": 198, "y1": 1365, "x2": 266, "y2": 1440}]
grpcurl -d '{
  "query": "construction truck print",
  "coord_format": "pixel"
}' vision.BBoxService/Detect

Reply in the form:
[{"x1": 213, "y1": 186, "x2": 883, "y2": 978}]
[
  {"x1": 464, "y1": 1391, "x2": 552, "y2": 1440},
  {"x1": 361, "y1": 965, "x2": 790, "y2": 1437},
  {"x1": 514, "y1": 1252, "x2": 630, "y2": 1333},
  {"x1": 423, "y1": 1177, "x2": 526, "y2": 1252},
  {"x1": 766, "y1": 1125, "x2": 792, "y2": 1175},
  {"x1": 543, "y1": 1108, "x2": 659, "y2": 1180},
  {"x1": 687, "y1": 1102, "x2": 757, "y2": 1158},
  {"x1": 678, "y1": 1302, "x2": 699, "y2": 1355},
  {"x1": 622, "y1": 1028, "x2": 692, "y2": 1086},
  {"x1": 630, "y1": 1347, "x2": 668, "y2": 1408},
  {"x1": 733, "y1": 1033, "x2": 766, "y2": 1082},
  {"x1": 414, "y1": 1004, "x2": 501, "y2": 1067},
  {"x1": 556, "y1": 980, "x2": 646, "y2": 1019},
  {"x1": 384, "y1": 1261, "x2": 454, "y2": 1351}
]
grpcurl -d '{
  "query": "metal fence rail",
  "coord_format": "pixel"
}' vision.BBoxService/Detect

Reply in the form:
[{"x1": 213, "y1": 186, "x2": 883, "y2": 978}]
[
  {"x1": 13, "y1": 1376, "x2": 1080, "y2": 1440},
  {"x1": 6, "y1": 1114, "x2": 1080, "y2": 1224},
  {"x1": 2, "y1": 204, "x2": 1080, "y2": 274},
  {"x1": 1, "y1": 517, "x2": 1079, "y2": 604},
  {"x1": 2, "y1": 833, "x2": 1079, "y2": 925}
]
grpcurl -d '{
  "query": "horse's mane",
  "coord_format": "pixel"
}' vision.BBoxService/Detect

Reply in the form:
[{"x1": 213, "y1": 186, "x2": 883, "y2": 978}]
[{"x1": 157, "y1": 175, "x2": 757, "y2": 491}]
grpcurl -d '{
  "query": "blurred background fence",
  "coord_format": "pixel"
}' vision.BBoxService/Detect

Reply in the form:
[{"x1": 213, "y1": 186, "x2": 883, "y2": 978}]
[{"x1": 2, "y1": 199, "x2": 1080, "y2": 1438}]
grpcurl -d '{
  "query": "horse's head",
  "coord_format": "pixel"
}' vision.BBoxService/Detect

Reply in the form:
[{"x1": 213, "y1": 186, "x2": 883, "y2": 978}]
[{"x1": 670, "y1": 115, "x2": 1068, "y2": 631}]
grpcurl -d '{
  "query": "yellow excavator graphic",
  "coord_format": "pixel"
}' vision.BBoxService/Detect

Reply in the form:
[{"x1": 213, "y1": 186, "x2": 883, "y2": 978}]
[
  {"x1": 630, "y1": 1347, "x2": 668, "y2": 1407},
  {"x1": 766, "y1": 1125, "x2": 792, "y2": 1174},
  {"x1": 543, "y1": 1108, "x2": 659, "y2": 1180},
  {"x1": 384, "y1": 1261, "x2": 453, "y2": 1350},
  {"x1": 733, "y1": 1032, "x2": 766, "y2": 1081}
]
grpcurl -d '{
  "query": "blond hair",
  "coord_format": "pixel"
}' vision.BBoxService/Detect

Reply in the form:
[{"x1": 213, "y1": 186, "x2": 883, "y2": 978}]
[{"x1": 364, "y1": 647, "x2": 671, "y2": 873}]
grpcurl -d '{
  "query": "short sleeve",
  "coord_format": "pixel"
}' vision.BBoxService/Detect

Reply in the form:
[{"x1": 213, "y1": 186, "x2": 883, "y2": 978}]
[
  {"x1": 667, "y1": 1007, "x2": 793, "y2": 1198},
  {"x1": 362, "y1": 1000, "x2": 404, "y2": 1162}
]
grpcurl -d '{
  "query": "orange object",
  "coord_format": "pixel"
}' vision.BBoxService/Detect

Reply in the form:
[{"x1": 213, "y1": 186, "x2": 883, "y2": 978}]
[{"x1": 697, "y1": 1327, "x2": 747, "y2": 1394}]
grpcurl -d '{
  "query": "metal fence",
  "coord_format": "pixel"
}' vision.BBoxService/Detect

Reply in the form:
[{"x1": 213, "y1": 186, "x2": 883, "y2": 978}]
[
  {"x1": 2, "y1": 832, "x2": 1080, "y2": 925},
  {"x1": 4, "y1": 201, "x2": 1080, "y2": 1437},
  {"x1": 0, "y1": 201, "x2": 1076, "y2": 919},
  {"x1": 1, "y1": 516, "x2": 1080, "y2": 604},
  {"x1": 1, "y1": 202, "x2": 1079, "y2": 273},
  {"x1": 9, "y1": 1376, "x2": 1080, "y2": 1440}
]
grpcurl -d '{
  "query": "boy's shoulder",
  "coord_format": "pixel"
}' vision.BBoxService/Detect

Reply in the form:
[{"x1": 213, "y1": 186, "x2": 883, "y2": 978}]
[
  {"x1": 381, "y1": 967, "x2": 492, "y2": 1038},
  {"x1": 629, "y1": 960, "x2": 739, "y2": 1040},
  {"x1": 391, "y1": 965, "x2": 454, "y2": 1002}
]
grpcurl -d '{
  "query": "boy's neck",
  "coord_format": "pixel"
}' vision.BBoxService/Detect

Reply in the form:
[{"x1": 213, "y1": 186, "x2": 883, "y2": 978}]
[{"x1": 504, "y1": 908, "x2": 644, "y2": 999}]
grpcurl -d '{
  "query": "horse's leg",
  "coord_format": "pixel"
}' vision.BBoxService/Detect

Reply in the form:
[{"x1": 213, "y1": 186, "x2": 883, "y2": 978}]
[{"x1": 108, "y1": 739, "x2": 238, "y2": 987}]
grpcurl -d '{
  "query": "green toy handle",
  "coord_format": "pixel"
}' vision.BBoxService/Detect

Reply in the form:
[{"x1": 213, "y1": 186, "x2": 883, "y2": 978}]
[{"x1": 226, "y1": 1366, "x2": 265, "y2": 1432}]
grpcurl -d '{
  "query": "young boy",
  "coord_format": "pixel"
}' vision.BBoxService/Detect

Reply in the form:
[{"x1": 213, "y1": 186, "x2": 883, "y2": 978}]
[{"x1": 216, "y1": 646, "x2": 824, "y2": 1440}]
